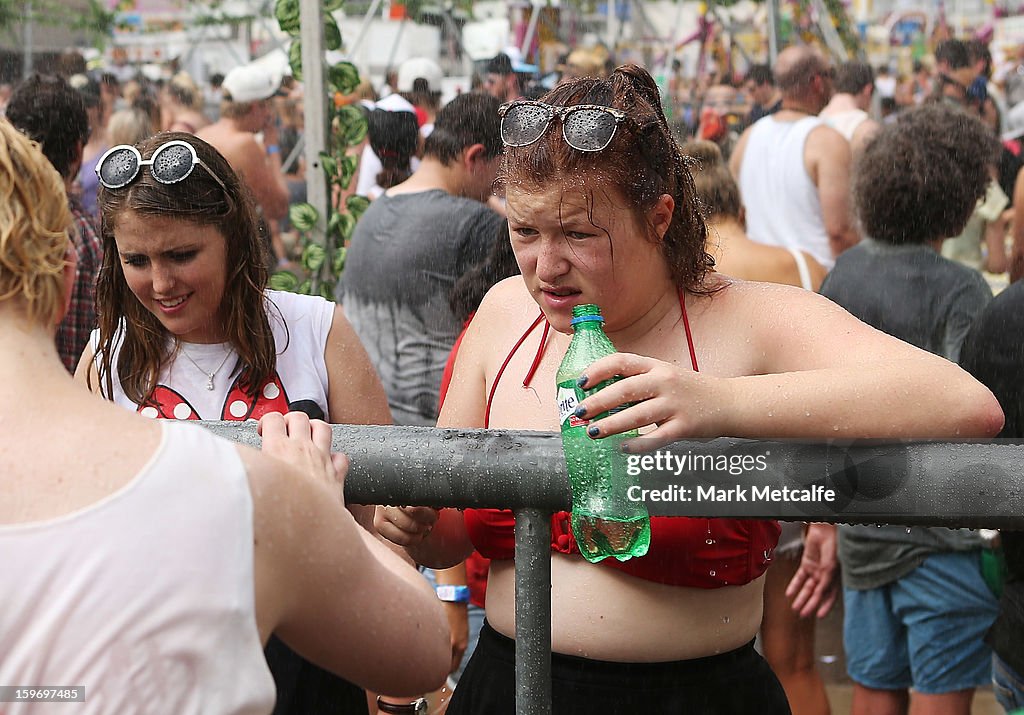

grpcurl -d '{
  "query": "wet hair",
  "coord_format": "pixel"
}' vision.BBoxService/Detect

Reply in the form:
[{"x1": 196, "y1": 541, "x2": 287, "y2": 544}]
[
  {"x1": 94, "y1": 132, "x2": 276, "y2": 405},
  {"x1": 5, "y1": 73, "x2": 89, "y2": 180},
  {"x1": 853, "y1": 104, "x2": 997, "y2": 245},
  {"x1": 368, "y1": 109, "x2": 418, "y2": 189},
  {"x1": 498, "y1": 64, "x2": 712, "y2": 293},
  {"x1": 746, "y1": 64, "x2": 773, "y2": 86},
  {"x1": 835, "y1": 62, "x2": 874, "y2": 95},
  {"x1": 682, "y1": 140, "x2": 742, "y2": 221},
  {"x1": 0, "y1": 119, "x2": 72, "y2": 324},
  {"x1": 449, "y1": 220, "x2": 521, "y2": 323},
  {"x1": 423, "y1": 92, "x2": 502, "y2": 165}
]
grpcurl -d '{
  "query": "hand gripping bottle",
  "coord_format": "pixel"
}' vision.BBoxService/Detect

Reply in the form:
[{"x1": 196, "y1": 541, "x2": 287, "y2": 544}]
[{"x1": 556, "y1": 304, "x2": 650, "y2": 563}]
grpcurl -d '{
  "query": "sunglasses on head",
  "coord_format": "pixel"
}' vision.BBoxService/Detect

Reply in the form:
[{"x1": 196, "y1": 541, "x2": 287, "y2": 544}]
[
  {"x1": 95, "y1": 140, "x2": 227, "y2": 192},
  {"x1": 498, "y1": 100, "x2": 627, "y2": 152}
]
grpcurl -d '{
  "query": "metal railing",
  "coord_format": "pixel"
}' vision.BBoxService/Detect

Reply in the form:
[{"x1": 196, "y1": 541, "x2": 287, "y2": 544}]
[{"x1": 206, "y1": 422, "x2": 1024, "y2": 715}]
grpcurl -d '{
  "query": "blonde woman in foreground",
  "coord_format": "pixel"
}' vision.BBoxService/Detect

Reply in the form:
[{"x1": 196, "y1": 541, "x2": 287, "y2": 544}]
[{"x1": 0, "y1": 119, "x2": 448, "y2": 713}]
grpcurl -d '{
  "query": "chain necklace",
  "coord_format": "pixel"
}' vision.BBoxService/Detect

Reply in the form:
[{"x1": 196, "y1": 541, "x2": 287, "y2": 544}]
[{"x1": 177, "y1": 345, "x2": 234, "y2": 391}]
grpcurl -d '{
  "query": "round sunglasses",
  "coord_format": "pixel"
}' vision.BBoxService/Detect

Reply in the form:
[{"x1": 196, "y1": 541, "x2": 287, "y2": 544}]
[
  {"x1": 498, "y1": 101, "x2": 627, "y2": 152},
  {"x1": 95, "y1": 140, "x2": 227, "y2": 192}
]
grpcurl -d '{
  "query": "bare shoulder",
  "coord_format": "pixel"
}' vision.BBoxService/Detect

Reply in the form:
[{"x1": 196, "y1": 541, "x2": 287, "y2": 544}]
[
  {"x1": 699, "y1": 276, "x2": 842, "y2": 321},
  {"x1": 477, "y1": 276, "x2": 534, "y2": 318},
  {"x1": 197, "y1": 127, "x2": 258, "y2": 167},
  {"x1": 806, "y1": 122, "x2": 851, "y2": 157}
]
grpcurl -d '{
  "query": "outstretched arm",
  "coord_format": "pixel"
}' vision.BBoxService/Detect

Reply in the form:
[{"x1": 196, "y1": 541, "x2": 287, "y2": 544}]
[
  {"x1": 575, "y1": 284, "x2": 1003, "y2": 450},
  {"x1": 248, "y1": 412, "x2": 450, "y2": 697}
]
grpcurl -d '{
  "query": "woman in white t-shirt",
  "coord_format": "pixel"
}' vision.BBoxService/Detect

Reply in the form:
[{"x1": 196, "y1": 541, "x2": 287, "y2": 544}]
[
  {"x1": 0, "y1": 118, "x2": 448, "y2": 714},
  {"x1": 75, "y1": 132, "x2": 413, "y2": 714}
]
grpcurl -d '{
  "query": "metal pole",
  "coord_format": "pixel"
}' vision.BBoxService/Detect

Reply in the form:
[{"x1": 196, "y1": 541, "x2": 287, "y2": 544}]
[
  {"x1": 299, "y1": 0, "x2": 329, "y2": 283},
  {"x1": 349, "y1": 0, "x2": 385, "y2": 58},
  {"x1": 515, "y1": 508, "x2": 552, "y2": 715},
  {"x1": 204, "y1": 423, "x2": 1024, "y2": 528},
  {"x1": 22, "y1": 0, "x2": 33, "y2": 79},
  {"x1": 766, "y1": 0, "x2": 780, "y2": 64},
  {"x1": 606, "y1": 0, "x2": 615, "y2": 51},
  {"x1": 520, "y1": 0, "x2": 543, "y2": 64}
]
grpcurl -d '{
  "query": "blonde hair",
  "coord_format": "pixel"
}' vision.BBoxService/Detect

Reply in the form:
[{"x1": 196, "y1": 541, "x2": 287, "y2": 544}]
[
  {"x1": 0, "y1": 119, "x2": 71, "y2": 323},
  {"x1": 108, "y1": 107, "x2": 154, "y2": 147}
]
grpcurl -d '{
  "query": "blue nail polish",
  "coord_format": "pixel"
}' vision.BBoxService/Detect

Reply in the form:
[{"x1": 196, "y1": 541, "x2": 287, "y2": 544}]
[
  {"x1": 620, "y1": 443, "x2": 631, "y2": 454},
  {"x1": 576, "y1": 375, "x2": 588, "y2": 388},
  {"x1": 587, "y1": 425, "x2": 599, "y2": 437},
  {"x1": 574, "y1": 405, "x2": 587, "y2": 418}
]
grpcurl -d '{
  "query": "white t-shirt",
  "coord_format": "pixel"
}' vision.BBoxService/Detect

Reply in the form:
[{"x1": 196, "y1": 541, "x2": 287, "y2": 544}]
[
  {"x1": 0, "y1": 421, "x2": 275, "y2": 714},
  {"x1": 92, "y1": 290, "x2": 335, "y2": 421}
]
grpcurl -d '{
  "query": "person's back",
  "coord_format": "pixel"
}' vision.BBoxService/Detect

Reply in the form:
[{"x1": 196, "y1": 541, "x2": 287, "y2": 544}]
[
  {"x1": 959, "y1": 280, "x2": 1024, "y2": 713},
  {"x1": 336, "y1": 93, "x2": 504, "y2": 425},
  {"x1": 731, "y1": 45, "x2": 858, "y2": 268},
  {"x1": 819, "y1": 103, "x2": 1000, "y2": 715},
  {"x1": 1, "y1": 418, "x2": 275, "y2": 713}
]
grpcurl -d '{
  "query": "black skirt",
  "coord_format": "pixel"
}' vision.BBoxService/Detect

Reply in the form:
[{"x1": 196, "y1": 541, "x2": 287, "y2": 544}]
[
  {"x1": 265, "y1": 636, "x2": 368, "y2": 715},
  {"x1": 446, "y1": 621, "x2": 791, "y2": 715}
]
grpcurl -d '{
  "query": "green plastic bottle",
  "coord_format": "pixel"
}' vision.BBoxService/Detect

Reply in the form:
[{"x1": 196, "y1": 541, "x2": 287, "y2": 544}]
[{"x1": 556, "y1": 304, "x2": 650, "y2": 563}]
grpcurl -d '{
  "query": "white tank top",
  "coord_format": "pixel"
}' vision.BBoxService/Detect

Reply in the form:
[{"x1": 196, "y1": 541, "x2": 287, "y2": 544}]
[
  {"x1": 739, "y1": 116, "x2": 835, "y2": 268},
  {"x1": 93, "y1": 290, "x2": 334, "y2": 422},
  {"x1": 823, "y1": 108, "x2": 869, "y2": 142},
  {"x1": 0, "y1": 421, "x2": 275, "y2": 714}
]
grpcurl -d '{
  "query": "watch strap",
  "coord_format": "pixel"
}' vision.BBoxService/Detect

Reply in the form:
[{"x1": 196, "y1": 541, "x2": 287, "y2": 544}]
[{"x1": 376, "y1": 696, "x2": 428, "y2": 713}]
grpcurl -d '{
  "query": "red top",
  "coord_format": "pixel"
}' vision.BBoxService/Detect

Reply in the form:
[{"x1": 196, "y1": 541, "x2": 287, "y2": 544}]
[{"x1": 462, "y1": 294, "x2": 780, "y2": 588}]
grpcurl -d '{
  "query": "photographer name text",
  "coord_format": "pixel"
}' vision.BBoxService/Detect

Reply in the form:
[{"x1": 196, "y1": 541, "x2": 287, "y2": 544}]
[{"x1": 627, "y1": 484, "x2": 836, "y2": 503}]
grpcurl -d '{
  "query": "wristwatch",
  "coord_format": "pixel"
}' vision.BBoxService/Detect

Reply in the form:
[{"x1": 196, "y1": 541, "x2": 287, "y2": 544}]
[{"x1": 376, "y1": 696, "x2": 428, "y2": 714}]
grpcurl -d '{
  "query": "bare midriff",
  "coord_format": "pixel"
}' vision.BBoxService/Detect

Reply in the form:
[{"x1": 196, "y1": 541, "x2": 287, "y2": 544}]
[{"x1": 484, "y1": 557, "x2": 764, "y2": 662}]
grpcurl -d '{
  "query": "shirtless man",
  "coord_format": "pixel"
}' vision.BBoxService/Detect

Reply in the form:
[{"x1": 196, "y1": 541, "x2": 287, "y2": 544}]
[
  {"x1": 730, "y1": 45, "x2": 858, "y2": 268},
  {"x1": 197, "y1": 63, "x2": 290, "y2": 265}
]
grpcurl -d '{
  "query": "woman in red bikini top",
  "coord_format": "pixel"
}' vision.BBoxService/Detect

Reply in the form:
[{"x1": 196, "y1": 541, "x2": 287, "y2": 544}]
[{"x1": 376, "y1": 64, "x2": 1003, "y2": 714}]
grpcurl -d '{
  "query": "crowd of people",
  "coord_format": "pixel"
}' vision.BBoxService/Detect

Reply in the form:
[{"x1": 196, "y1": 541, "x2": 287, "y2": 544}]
[{"x1": 0, "y1": 35, "x2": 1022, "y2": 715}]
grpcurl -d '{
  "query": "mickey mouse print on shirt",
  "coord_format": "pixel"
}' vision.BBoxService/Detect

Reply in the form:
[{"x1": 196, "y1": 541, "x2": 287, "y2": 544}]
[{"x1": 138, "y1": 368, "x2": 290, "y2": 422}]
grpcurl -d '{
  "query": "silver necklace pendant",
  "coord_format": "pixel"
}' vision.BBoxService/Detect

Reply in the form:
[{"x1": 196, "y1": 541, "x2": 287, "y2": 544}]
[{"x1": 206, "y1": 374, "x2": 215, "y2": 390}]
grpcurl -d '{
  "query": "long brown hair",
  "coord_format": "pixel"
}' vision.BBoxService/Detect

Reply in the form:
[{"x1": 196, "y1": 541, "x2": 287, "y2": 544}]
[
  {"x1": 94, "y1": 132, "x2": 277, "y2": 404},
  {"x1": 498, "y1": 64, "x2": 714, "y2": 294}
]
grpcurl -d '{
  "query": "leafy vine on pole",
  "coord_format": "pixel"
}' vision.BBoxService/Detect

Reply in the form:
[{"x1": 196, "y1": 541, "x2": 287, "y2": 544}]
[{"x1": 269, "y1": 0, "x2": 369, "y2": 298}]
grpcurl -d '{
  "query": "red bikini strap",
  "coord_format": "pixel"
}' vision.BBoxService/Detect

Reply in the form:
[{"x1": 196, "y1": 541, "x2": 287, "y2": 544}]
[
  {"x1": 680, "y1": 291, "x2": 699, "y2": 373},
  {"x1": 485, "y1": 312, "x2": 546, "y2": 428},
  {"x1": 485, "y1": 296, "x2": 694, "y2": 427}
]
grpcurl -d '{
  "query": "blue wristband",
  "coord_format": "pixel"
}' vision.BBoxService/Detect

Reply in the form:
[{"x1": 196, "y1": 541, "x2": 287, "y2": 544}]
[
  {"x1": 435, "y1": 585, "x2": 471, "y2": 603},
  {"x1": 266, "y1": 144, "x2": 280, "y2": 155}
]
